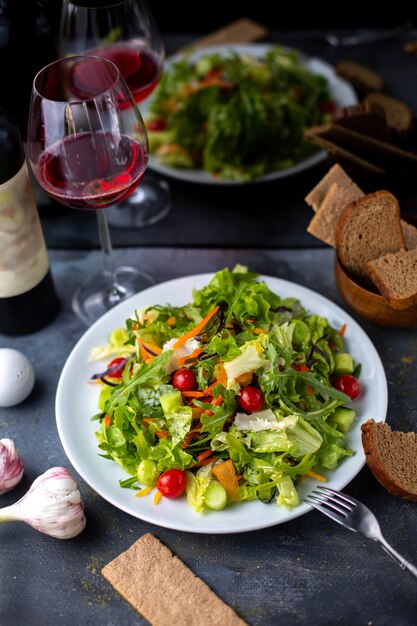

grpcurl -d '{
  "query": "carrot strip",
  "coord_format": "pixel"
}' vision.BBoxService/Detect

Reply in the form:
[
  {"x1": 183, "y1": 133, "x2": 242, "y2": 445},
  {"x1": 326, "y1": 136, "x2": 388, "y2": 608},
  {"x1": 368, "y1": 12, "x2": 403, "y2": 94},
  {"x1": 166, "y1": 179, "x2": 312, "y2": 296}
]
[
  {"x1": 155, "y1": 430, "x2": 169, "y2": 440},
  {"x1": 197, "y1": 449, "x2": 214, "y2": 461},
  {"x1": 212, "y1": 459, "x2": 240, "y2": 502},
  {"x1": 202, "y1": 382, "x2": 218, "y2": 395},
  {"x1": 211, "y1": 395, "x2": 223, "y2": 406},
  {"x1": 306, "y1": 386, "x2": 315, "y2": 396},
  {"x1": 306, "y1": 470, "x2": 326, "y2": 482},
  {"x1": 214, "y1": 363, "x2": 228, "y2": 388},
  {"x1": 167, "y1": 316, "x2": 176, "y2": 326},
  {"x1": 339, "y1": 323, "x2": 347, "y2": 337},
  {"x1": 103, "y1": 414, "x2": 111, "y2": 428},
  {"x1": 177, "y1": 347, "x2": 203, "y2": 367},
  {"x1": 181, "y1": 390, "x2": 208, "y2": 398},
  {"x1": 173, "y1": 306, "x2": 219, "y2": 350},
  {"x1": 180, "y1": 432, "x2": 195, "y2": 449},
  {"x1": 192, "y1": 456, "x2": 217, "y2": 467},
  {"x1": 136, "y1": 338, "x2": 162, "y2": 363},
  {"x1": 135, "y1": 485, "x2": 153, "y2": 498},
  {"x1": 153, "y1": 490, "x2": 162, "y2": 504}
]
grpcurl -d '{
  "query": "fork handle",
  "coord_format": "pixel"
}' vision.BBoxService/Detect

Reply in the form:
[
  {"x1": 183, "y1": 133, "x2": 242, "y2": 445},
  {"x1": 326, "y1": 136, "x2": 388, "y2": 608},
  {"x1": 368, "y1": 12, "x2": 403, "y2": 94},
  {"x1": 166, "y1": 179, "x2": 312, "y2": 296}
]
[{"x1": 378, "y1": 536, "x2": 417, "y2": 581}]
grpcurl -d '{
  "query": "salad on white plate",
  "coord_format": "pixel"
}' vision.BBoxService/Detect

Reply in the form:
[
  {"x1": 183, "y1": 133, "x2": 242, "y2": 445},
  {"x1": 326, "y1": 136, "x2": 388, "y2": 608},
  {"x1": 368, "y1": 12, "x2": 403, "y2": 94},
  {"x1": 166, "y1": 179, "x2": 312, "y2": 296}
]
[{"x1": 89, "y1": 266, "x2": 364, "y2": 514}]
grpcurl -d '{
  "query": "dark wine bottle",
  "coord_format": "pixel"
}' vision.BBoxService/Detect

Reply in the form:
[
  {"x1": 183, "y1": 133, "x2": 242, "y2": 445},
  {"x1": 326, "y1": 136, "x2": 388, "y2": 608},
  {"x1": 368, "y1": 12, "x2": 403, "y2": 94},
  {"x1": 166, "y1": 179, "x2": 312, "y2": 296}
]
[{"x1": 0, "y1": 106, "x2": 59, "y2": 335}]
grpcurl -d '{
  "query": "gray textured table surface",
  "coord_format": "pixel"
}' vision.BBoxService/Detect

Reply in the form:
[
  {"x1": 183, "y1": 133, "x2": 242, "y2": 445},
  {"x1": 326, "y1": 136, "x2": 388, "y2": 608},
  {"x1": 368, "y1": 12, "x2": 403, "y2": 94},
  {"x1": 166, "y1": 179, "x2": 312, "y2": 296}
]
[{"x1": 1, "y1": 247, "x2": 416, "y2": 626}]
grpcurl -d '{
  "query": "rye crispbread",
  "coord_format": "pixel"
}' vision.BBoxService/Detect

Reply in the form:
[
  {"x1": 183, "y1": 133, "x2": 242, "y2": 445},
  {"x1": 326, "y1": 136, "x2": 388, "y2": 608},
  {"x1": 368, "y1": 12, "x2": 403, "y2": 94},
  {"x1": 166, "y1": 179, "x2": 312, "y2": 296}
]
[{"x1": 102, "y1": 533, "x2": 248, "y2": 626}]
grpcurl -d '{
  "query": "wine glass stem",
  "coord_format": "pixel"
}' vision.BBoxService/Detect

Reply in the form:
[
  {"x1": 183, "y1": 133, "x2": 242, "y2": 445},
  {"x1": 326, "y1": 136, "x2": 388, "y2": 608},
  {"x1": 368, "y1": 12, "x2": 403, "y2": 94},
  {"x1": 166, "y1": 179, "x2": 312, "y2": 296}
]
[{"x1": 96, "y1": 210, "x2": 128, "y2": 305}]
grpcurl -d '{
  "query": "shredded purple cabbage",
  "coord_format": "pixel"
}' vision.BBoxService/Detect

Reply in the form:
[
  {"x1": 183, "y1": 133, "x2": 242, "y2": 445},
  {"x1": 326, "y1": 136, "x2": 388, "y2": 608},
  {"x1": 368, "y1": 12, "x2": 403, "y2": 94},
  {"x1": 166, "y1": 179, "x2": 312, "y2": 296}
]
[{"x1": 91, "y1": 357, "x2": 130, "y2": 380}]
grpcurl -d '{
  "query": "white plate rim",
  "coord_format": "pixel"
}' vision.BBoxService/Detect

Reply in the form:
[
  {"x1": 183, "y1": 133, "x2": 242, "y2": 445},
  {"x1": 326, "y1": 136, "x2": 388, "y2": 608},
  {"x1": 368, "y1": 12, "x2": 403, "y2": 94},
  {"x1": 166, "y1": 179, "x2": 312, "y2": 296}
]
[
  {"x1": 56, "y1": 273, "x2": 387, "y2": 534},
  {"x1": 142, "y1": 43, "x2": 357, "y2": 185}
]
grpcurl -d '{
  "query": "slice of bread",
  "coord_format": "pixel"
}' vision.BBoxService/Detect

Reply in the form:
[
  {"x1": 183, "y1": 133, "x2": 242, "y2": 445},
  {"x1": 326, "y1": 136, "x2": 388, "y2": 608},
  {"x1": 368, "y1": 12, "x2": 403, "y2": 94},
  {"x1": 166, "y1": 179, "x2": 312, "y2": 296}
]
[
  {"x1": 332, "y1": 101, "x2": 389, "y2": 141},
  {"x1": 102, "y1": 533, "x2": 248, "y2": 626},
  {"x1": 336, "y1": 60, "x2": 383, "y2": 94},
  {"x1": 401, "y1": 219, "x2": 417, "y2": 250},
  {"x1": 366, "y1": 248, "x2": 417, "y2": 309},
  {"x1": 304, "y1": 131, "x2": 386, "y2": 179},
  {"x1": 308, "y1": 123, "x2": 417, "y2": 172},
  {"x1": 307, "y1": 181, "x2": 364, "y2": 247},
  {"x1": 304, "y1": 163, "x2": 363, "y2": 212},
  {"x1": 364, "y1": 92, "x2": 414, "y2": 140},
  {"x1": 361, "y1": 419, "x2": 417, "y2": 501},
  {"x1": 335, "y1": 190, "x2": 406, "y2": 284}
]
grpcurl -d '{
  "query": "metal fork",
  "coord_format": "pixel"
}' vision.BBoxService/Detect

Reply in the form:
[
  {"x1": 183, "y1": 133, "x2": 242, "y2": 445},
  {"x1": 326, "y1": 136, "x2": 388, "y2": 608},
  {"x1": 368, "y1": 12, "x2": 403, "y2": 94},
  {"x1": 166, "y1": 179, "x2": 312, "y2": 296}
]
[
  {"x1": 305, "y1": 486, "x2": 417, "y2": 580},
  {"x1": 324, "y1": 22, "x2": 414, "y2": 47}
]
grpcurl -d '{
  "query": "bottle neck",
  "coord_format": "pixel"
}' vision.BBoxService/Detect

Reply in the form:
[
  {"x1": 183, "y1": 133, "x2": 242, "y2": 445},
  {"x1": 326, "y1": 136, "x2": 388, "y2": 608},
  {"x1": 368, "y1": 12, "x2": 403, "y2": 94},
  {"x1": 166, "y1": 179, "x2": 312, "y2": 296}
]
[{"x1": 0, "y1": 107, "x2": 25, "y2": 184}]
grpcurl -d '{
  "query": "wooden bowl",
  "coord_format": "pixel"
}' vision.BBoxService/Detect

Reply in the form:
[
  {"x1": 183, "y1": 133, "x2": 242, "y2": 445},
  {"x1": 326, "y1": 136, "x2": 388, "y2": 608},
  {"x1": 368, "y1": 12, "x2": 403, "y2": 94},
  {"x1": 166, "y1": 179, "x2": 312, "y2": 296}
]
[{"x1": 334, "y1": 255, "x2": 417, "y2": 327}]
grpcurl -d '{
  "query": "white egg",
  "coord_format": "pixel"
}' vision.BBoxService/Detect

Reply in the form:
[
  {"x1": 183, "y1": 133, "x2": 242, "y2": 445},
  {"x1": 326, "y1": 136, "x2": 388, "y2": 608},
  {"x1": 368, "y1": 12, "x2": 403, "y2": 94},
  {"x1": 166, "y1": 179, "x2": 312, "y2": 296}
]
[{"x1": 0, "y1": 348, "x2": 35, "y2": 407}]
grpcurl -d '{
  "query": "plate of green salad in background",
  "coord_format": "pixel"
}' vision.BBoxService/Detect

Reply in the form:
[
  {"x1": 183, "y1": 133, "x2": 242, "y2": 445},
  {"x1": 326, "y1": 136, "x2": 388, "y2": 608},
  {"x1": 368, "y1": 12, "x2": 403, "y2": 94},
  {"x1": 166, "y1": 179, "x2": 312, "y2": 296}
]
[
  {"x1": 142, "y1": 44, "x2": 357, "y2": 184},
  {"x1": 56, "y1": 268, "x2": 387, "y2": 534}
]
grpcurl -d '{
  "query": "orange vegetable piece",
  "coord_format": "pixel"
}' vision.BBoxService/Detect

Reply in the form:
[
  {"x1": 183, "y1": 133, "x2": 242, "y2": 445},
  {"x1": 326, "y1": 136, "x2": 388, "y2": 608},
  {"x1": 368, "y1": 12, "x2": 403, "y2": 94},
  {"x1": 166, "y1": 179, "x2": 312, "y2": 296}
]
[{"x1": 212, "y1": 459, "x2": 240, "y2": 503}]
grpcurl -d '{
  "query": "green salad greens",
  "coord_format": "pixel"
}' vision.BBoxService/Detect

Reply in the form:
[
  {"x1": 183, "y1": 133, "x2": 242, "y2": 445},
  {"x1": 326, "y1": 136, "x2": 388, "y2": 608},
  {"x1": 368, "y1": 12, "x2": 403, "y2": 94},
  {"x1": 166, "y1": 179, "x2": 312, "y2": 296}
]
[
  {"x1": 91, "y1": 267, "x2": 360, "y2": 513},
  {"x1": 146, "y1": 46, "x2": 333, "y2": 181}
]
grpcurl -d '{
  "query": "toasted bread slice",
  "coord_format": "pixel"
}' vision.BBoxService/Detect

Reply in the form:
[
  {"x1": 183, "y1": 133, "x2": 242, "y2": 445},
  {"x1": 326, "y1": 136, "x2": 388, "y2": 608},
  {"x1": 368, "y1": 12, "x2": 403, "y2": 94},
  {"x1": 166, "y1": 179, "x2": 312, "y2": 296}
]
[
  {"x1": 304, "y1": 163, "x2": 363, "y2": 212},
  {"x1": 361, "y1": 419, "x2": 417, "y2": 501},
  {"x1": 304, "y1": 131, "x2": 386, "y2": 178},
  {"x1": 364, "y1": 92, "x2": 414, "y2": 140},
  {"x1": 332, "y1": 101, "x2": 389, "y2": 140},
  {"x1": 308, "y1": 123, "x2": 417, "y2": 172},
  {"x1": 401, "y1": 219, "x2": 417, "y2": 250},
  {"x1": 335, "y1": 190, "x2": 405, "y2": 284},
  {"x1": 307, "y1": 181, "x2": 364, "y2": 247},
  {"x1": 336, "y1": 60, "x2": 383, "y2": 94},
  {"x1": 366, "y1": 248, "x2": 417, "y2": 309}
]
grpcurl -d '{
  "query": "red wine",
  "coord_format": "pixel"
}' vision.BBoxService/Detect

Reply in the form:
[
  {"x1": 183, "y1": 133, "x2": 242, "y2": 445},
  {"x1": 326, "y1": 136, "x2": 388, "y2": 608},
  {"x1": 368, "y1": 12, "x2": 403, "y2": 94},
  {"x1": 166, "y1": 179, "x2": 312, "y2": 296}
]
[
  {"x1": 88, "y1": 43, "x2": 161, "y2": 103},
  {"x1": 35, "y1": 132, "x2": 147, "y2": 210}
]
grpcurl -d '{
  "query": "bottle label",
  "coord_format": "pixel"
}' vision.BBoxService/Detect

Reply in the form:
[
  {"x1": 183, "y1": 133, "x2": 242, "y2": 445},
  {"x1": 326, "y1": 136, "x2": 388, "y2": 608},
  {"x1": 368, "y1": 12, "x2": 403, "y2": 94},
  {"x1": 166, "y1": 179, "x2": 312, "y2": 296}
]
[{"x1": 0, "y1": 163, "x2": 49, "y2": 297}]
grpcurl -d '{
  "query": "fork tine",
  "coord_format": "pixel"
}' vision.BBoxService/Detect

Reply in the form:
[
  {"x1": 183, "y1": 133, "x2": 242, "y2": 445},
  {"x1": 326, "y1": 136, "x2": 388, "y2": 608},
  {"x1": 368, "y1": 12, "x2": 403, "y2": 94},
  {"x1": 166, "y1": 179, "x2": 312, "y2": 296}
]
[
  {"x1": 305, "y1": 494, "x2": 349, "y2": 517},
  {"x1": 304, "y1": 496, "x2": 359, "y2": 534},
  {"x1": 315, "y1": 486, "x2": 358, "y2": 509},
  {"x1": 311, "y1": 489, "x2": 352, "y2": 512}
]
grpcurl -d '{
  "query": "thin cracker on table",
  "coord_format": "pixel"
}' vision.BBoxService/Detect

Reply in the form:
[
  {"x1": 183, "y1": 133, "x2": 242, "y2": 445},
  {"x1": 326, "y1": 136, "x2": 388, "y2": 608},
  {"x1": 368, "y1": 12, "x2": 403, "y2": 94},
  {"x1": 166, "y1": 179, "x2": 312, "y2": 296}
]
[{"x1": 102, "y1": 533, "x2": 248, "y2": 626}]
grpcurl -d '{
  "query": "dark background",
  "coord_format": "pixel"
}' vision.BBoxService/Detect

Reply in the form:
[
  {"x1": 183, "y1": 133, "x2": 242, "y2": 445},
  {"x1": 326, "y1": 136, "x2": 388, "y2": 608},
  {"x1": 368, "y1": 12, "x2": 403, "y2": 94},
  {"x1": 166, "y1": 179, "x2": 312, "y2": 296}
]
[{"x1": 1, "y1": 1, "x2": 416, "y2": 138}]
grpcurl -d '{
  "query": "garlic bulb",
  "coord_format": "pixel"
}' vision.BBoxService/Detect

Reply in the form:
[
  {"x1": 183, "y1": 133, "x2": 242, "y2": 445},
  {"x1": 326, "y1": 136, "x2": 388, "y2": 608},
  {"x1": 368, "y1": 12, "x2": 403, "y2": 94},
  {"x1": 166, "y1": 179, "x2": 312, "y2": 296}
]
[
  {"x1": 0, "y1": 438, "x2": 24, "y2": 495},
  {"x1": 0, "y1": 466, "x2": 86, "y2": 539}
]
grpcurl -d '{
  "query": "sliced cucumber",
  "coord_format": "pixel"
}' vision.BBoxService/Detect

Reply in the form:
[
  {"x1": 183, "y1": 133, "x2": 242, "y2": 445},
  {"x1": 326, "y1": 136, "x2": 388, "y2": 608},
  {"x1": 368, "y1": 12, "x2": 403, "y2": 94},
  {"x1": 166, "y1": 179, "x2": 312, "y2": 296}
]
[
  {"x1": 329, "y1": 406, "x2": 356, "y2": 433},
  {"x1": 333, "y1": 353, "x2": 355, "y2": 376},
  {"x1": 204, "y1": 482, "x2": 228, "y2": 511},
  {"x1": 160, "y1": 389, "x2": 183, "y2": 415}
]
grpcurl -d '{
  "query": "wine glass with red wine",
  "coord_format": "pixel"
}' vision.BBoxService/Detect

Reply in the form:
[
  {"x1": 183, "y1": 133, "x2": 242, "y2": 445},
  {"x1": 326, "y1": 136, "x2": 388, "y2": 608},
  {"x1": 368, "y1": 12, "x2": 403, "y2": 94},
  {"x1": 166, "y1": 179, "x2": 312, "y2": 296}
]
[
  {"x1": 28, "y1": 55, "x2": 153, "y2": 324},
  {"x1": 59, "y1": 0, "x2": 171, "y2": 228}
]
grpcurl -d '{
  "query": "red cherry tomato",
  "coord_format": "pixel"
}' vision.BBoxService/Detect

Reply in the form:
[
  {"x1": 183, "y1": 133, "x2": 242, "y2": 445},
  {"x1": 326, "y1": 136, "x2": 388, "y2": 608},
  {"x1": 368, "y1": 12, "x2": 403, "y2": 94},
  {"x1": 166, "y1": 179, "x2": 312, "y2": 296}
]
[
  {"x1": 156, "y1": 469, "x2": 187, "y2": 499},
  {"x1": 172, "y1": 368, "x2": 197, "y2": 391},
  {"x1": 333, "y1": 374, "x2": 361, "y2": 399},
  {"x1": 147, "y1": 119, "x2": 166, "y2": 131},
  {"x1": 107, "y1": 357, "x2": 127, "y2": 378},
  {"x1": 239, "y1": 386, "x2": 265, "y2": 413}
]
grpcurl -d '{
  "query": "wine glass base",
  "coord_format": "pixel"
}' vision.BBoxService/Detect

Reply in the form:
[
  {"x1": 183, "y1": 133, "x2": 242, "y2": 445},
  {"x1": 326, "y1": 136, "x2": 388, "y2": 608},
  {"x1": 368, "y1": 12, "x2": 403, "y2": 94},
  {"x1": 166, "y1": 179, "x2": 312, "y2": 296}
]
[
  {"x1": 106, "y1": 173, "x2": 172, "y2": 228},
  {"x1": 72, "y1": 265, "x2": 154, "y2": 326}
]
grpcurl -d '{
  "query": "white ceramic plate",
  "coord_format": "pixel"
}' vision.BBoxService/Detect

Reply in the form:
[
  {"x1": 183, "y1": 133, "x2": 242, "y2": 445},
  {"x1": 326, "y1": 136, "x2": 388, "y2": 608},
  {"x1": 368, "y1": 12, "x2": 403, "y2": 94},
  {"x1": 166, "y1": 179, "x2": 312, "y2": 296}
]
[
  {"x1": 141, "y1": 44, "x2": 357, "y2": 185},
  {"x1": 56, "y1": 274, "x2": 387, "y2": 534}
]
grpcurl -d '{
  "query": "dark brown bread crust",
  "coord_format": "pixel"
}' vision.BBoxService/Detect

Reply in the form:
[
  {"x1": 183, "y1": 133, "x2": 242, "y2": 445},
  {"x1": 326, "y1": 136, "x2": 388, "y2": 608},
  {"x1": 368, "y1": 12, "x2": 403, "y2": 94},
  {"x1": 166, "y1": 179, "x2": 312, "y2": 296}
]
[{"x1": 361, "y1": 419, "x2": 417, "y2": 501}]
